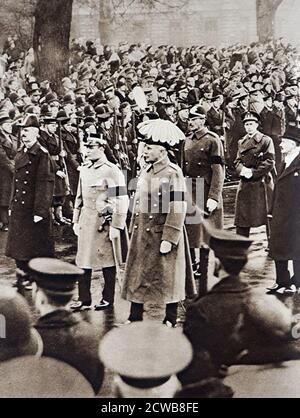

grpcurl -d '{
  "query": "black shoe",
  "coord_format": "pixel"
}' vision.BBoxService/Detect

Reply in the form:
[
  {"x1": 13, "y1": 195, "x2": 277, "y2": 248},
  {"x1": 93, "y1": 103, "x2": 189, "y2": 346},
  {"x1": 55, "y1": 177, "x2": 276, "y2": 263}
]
[
  {"x1": 70, "y1": 301, "x2": 92, "y2": 311},
  {"x1": 94, "y1": 300, "x2": 111, "y2": 311},
  {"x1": 291, "y1": 277, "x2": 300, "y2": 290},
  {"x1": 163, "y1": 319, "x2": 177, "y2": 328}
]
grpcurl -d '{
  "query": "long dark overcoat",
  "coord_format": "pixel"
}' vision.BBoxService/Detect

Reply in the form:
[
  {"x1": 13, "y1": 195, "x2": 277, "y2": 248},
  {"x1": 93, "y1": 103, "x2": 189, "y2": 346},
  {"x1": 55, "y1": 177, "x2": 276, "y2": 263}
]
[
  {"x1": 0, "y1": 130, "x2": 17, "y2": 206},
  {"x1": 234, "y1": 132, "x2": 275, "y2": 228},
  {"x1": 5, "y1": 142, "x2": 55, "y2": 260},
  {"x1": 121, "y1": 156, "x2": 196, "y2": 305},
  {"x1": 61, "y1": 127, "x2": 81, "y2": 196},
  {"x1": 39, "y1": 129, "x2": 69, "y2": 197},
  {"x1": 269, "y1": 154, "x2": 300, "y2": 261}
]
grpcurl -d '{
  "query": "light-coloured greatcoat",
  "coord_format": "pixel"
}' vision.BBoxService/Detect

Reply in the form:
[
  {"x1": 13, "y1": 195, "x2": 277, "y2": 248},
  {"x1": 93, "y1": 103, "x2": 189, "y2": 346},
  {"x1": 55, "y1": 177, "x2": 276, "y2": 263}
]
[
  {"x1": 121, "y1": 156, "x2": 196, "y2": 305},
  {"x1": 73, "y1": 157, "x2": 128, "y2": 269}
]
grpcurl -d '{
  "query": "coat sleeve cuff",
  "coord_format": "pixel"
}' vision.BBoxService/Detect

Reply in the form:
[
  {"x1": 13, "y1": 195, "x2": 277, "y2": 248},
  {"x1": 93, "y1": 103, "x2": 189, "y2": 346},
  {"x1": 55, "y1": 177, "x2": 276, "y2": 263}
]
[
  {"x1": 72, "y1": 208, "x2": 81, "y2": 224},
  {"x1": 162, "y1": 225, "x2": 182, "y2": 246},
  {"x1": 111, "y1": 214, "x2": 127, "y2": 230}
]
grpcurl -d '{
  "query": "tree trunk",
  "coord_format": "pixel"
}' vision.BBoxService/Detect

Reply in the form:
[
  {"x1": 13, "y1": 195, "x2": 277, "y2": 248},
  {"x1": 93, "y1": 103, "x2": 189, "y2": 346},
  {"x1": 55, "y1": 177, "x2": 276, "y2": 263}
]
[
  {"x1": 257, "y1": 0, "x2": 284, "y2": 42},
  {"x1": 33, "y1": 0, "x2": 73, "y2": 95}
]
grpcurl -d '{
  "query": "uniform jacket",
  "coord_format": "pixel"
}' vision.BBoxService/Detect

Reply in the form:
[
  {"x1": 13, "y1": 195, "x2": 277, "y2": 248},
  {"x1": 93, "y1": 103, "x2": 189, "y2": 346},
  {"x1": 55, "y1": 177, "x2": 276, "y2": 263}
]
[
  {"x1": 73, "y1": 156, "x2": 129, "y2": 269},
  {"x1": 260, "y1": 106, "x2": 285, "y2": 138},
  {"x1": 61, "y1": 127, "x2": 81, "y2": 196},
  {"x1": 6, "y1": 141, "x2": 55, "y2": 260},
  {"x1": 226, "y1": 107, "x2": 247, "y2": 166},
  {"x1": 206, "y1": 106, "x2": 224, "y2": 137},
  {"x1": 269, "y1": 153, "x2": 300, "y2": 261},
  {"x1": 234, "y1": 131, "x2": 275, "y2": 228},
  {"x1": 121, "y1": 156, "x2": 196, "y2": 304},
  {"x1": 39, "y1": 128, "x2": 69, "y2": 197},
  {"x1": 184, "y1": 127, "x2": 225, "y2": 247},
  {"x1": 35, "y1": 309, "x2": 104, "y2": 394},
  {"x1": 0, "y1": 130, "x2": 17, "y2": 206},
  {"x1": 285, "y1": 104, "x2": 297, "y2": 127}
]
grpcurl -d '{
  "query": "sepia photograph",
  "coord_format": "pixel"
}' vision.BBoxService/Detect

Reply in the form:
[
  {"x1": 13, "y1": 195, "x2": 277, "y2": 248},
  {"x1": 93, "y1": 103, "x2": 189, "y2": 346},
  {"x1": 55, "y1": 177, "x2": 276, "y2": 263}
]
[{"x1": 0, "y1": 0, "x2": 300, "y2": 403}]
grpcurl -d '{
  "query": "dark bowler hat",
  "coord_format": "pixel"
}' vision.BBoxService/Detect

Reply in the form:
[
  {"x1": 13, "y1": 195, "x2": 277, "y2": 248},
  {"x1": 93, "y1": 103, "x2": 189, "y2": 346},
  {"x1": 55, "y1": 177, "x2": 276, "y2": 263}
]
[
  {"x1": 63, "y1": 94, "x2": 74, "y2": 105},
  {"x1": 29, "y1": 258, "x2": 84, "y2": 293},
  {"x1": 0, "y1": 357, "x2": 94, "y2": 398},
  {"x1": 99, "y1": 322, "x2": 192, "y2": 384},
  {"x1": 45, "y1": 92, "x2": 59, "y2": 104},
  {"x1": 40, "y1": 103, "x2": 52, "y2": 117},
  {"x1": 203, "y1": 220, "x2": 253, "y2": 260},
  {"x1": 243, "y1": 111, "x2": 260, "y2": 124},
  {"x1": 56, "y1": 109, "x2": 71, "y2": 124},
  {"x1": 75, "y1": 96, "x2": 86, "y2": 107},
  {"x1": 283, "y1": 125, "x2": 300, "y2": 144},
  {"x1": 42, "y1": 117, "x2": 57, "y2": 125},
  {"x1": 96, "y1": 104, "x2": 113, "y2": 120},
  {"x1": 18, "y1": 114, "x2": 40, "y2": 129},
  {"x1": 0, "y1": 110, "x2": 11, "y2": 125},
  {"x1": 189, "y1": 105, "x2": 206, "y2": 120}
]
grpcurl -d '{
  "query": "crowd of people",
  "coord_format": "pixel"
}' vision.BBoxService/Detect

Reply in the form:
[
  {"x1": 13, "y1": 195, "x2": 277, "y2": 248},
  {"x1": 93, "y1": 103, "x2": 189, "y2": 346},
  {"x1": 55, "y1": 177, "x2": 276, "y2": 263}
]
[{"x1": 0, "y1": 35, "x2": 300, "y2": 397}]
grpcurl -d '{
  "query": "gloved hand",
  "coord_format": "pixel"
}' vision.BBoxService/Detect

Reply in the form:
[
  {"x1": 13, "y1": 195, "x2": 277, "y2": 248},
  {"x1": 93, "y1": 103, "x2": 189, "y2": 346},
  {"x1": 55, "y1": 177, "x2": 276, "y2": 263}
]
[
  {"x1": 109, "y1": 226, "x2": 120, "y2": 241},
  {"x1": 73, "y1": 223, "x2": 79, "y2": 236},
  {"x1": 34, "y1": 216, "x2": 43, "y2": 223},
  {"x1": 160, "y1": 240, "x2": 172, "y2": 255},
  {"x1": 56, "y1": 170, "x2": 66, "y2": 179},
  {"x1": 207, "y1": 198, "x2": 218, "y2": 214},
  {"x1": 240, "y1": 167, "x2": 253, "y2": 179}
]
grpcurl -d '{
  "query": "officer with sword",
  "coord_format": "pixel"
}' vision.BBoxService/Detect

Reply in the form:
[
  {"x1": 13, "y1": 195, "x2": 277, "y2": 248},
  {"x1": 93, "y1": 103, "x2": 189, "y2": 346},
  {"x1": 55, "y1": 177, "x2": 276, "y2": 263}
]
[{"x1": 71, "y1": 133, "x2": 129, "y2": 311}]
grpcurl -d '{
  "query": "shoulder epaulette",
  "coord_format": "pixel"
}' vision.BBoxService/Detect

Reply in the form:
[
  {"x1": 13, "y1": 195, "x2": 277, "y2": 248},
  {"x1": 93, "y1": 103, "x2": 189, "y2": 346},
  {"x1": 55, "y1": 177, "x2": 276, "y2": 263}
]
[
  {"x1": 168, "y1": 162, "x2": 181, "y2": 171},
  {"x1": 207, "y1": 130, "x2": 219, "y2": 139}
]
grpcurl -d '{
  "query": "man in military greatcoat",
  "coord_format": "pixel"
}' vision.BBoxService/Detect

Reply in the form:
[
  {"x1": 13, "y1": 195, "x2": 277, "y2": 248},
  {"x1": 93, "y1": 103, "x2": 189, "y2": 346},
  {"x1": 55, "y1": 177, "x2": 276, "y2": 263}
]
[
  {"x1": 234, "y1": 112, "x2": 275, "y2": 238},
  {"x1": 121, "y1": 119, "x2": 196, "y2": 327},
  {"x1": 71, "y1": 134, "x2": 129, "y2": 311},
  {"x1": 5, "y1": 114, "x2": 55, "y2": 288},
  {"x1": 184, "y1": 106, "x2": 225, "y2": 294}
]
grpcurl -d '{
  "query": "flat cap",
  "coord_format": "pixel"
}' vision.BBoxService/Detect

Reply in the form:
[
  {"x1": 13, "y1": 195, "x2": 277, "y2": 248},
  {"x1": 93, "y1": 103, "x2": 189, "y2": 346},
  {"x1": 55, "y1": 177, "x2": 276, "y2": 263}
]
[
  {"x1": 203, "y1": 220, "x2": 253, "y2": 259},
  {"x1": 243, "y1": 111, "x2": 260, "y2": 124},
  {"x1": 29, "y1": 258, "x2": 83, "y2": 293},
  {"x1": 189, "y1": 105, "x2": 206, "y2": 119},
  {"x1": 99, "y1": 322, "x2": 193, "y2": 381},
  {"x1": 0, "y1": 357, "x2": 94, "y2": 398}
]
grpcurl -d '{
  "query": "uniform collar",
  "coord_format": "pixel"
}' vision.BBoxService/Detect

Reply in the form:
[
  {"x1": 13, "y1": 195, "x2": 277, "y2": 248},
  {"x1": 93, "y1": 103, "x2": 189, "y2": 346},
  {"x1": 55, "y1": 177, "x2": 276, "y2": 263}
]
[
  {"x1": 194, "y1": 127, "x2": 208, "y2": 139},
  {"x1": 209, "y1": 275, "x2": 251, "y2": 295},
  {"x1": 91, "y1": 155, "x2": 108, "y2": 169},
  {"x1": 26, "y1": 141, "x2": 40, "y2": 155},
  {"x1": 241, "y1": 131, "x2": 263, "y2": 144},
  {"x1": 147, "y1": 155, "x2": 170, "y2": 174}
]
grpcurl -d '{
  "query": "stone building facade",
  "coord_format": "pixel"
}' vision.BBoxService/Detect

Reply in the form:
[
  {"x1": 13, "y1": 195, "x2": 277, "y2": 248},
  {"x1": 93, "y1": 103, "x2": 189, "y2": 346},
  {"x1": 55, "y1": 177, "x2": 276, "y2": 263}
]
[
  {"x1": 275, "y1": 0, "x2": 300, "y2": 47},
  {"x1": 72, "y1": 0, "x2": 258, "y2": 46}
]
